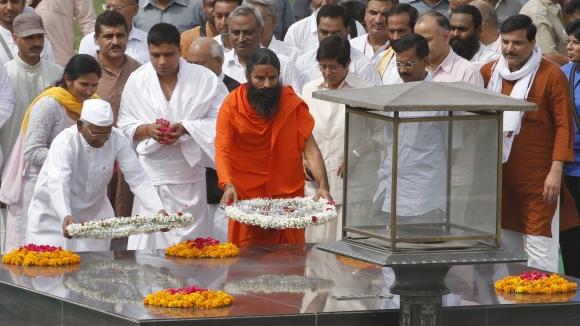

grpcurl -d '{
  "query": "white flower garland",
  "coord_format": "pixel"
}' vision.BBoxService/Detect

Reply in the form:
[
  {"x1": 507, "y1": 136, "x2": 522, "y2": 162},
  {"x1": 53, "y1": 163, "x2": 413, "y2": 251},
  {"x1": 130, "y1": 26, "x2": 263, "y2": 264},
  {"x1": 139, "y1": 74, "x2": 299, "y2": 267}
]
[
  {"x1": 225, "y1": 197, "x2": 337, "y2": 229},
  {"x1": 224, "y1": 274, "x2": 334, "y2": 294},
  {"x1": 66, "y1": 212, "x2": 193, "y2": 239}
]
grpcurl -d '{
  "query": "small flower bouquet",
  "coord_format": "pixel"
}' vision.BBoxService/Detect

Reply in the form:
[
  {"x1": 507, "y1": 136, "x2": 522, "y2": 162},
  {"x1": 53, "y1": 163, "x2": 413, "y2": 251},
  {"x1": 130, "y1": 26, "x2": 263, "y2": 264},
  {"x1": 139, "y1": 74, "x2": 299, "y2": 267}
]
[
  {"x1": 144, "y1": 285, "x2": 234, "y2": 309},
  {"x1": 495, "y1": 271, "x2": 577, "y2": 294},
  {"x1": 165, "y1": 237, "x2": 240, "y2": 258},
  {"x1": 225, "y1": 197, "x2": 337, "y2": 229},
  {"x1": 2, "y1": 244, "x2": 80, "y2": 266},
  {"x1": 65, "y1": 212, "x2": 193, "y2": 239}
]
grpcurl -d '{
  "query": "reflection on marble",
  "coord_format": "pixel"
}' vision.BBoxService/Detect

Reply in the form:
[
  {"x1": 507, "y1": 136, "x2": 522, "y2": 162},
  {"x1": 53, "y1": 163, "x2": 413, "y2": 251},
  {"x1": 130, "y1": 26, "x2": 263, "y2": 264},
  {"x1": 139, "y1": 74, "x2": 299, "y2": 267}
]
[{"x1": 0, "y1": 244, "x2": 579, "y2": 322}]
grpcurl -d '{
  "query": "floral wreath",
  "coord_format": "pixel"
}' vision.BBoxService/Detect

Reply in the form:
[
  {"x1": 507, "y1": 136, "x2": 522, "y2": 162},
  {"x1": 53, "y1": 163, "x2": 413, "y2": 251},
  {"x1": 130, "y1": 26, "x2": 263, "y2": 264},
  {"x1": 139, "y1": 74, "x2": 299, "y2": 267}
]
[
  {"x1": 144, "y1": 285, "x2": 234, "y2": 309},
  {"x1": 224, "y1": 274, "x2": 334, "y2": 294},
  {"x1": 495, "y1": 271, "x2": 577, "y2": 294},
  {"x1": 225, "y1": 197, "x2": 337, "y2": 229},
  {"x1": 64, "y1": 261, "x2": 184, "y2": 305},
  {"x1": 147, "y1": 305, "x2": 233, "y2": 318},
  {"x1": 165, "y1": 237, "x2": 240, "y2": 258},
  {"x1": 65, "y1": 212, "x2": 193, "y2": 239},
  {"x1": 2, "y1": 244, "x2": 80, "y2": 266}
]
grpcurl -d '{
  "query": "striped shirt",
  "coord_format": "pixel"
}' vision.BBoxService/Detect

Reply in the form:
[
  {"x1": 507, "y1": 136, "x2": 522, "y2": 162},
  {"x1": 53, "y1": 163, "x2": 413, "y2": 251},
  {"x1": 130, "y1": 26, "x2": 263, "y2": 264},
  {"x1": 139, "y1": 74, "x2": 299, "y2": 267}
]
[{"x1": 430, "y1": 49, "x2": 484, "y2": 87}]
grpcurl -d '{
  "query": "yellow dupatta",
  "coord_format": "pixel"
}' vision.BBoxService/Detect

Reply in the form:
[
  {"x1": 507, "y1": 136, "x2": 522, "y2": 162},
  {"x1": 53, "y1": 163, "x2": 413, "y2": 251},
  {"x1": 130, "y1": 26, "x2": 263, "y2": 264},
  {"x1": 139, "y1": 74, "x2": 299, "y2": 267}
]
[{"x1": 19, "y1": 86, "x2": 100, "y2": 134}]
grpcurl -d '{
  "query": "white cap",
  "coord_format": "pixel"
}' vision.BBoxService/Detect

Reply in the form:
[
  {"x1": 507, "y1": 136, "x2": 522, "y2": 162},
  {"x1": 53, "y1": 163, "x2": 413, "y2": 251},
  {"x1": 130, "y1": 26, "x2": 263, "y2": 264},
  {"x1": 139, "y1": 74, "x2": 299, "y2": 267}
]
[{"x1": 81, "y1": 99, "x2": 114, "y2": 127}]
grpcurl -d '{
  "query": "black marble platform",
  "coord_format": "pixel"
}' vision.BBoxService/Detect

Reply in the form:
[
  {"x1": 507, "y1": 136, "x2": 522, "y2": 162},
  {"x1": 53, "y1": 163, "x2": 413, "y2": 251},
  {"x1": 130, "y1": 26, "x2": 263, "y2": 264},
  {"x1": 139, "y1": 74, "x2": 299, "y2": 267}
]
[{"x1": 0, "y1": 244, "x2": 579, "y2": 326}]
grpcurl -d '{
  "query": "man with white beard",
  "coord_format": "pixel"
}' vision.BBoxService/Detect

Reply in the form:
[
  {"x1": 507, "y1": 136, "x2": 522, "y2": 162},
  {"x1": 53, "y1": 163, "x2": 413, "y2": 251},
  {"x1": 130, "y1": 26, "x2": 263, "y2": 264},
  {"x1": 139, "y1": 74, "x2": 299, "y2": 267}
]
[{"x1": 118, "y1": 23, "x2": 228, "y2": 249}]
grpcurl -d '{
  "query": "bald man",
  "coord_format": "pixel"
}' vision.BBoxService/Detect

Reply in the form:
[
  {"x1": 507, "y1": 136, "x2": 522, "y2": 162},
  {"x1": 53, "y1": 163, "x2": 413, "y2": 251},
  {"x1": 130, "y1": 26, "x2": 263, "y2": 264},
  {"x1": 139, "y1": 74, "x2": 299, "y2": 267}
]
[
  {"x1": 187, "y1": 37, "x2": 240, "y2": 92},
  {"x1": 186, "y1": 37, "x2": 238, "y2": 242},
  {"x1": 470, "y1": 0, "x2": 501, "y2": 52}
]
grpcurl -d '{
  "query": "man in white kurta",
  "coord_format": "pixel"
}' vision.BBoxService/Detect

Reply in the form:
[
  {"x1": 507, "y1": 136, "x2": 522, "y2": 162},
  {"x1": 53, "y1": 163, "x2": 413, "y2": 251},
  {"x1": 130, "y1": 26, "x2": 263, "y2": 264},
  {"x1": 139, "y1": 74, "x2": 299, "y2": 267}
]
[
  {"x1": 373, "y1": 33, "x2": 452, "y2": 223},
  {"x1": 25, "y1": 99, "x2": 164, "y2": 252},
  {"x1": 0, "y1": 9, "x2": 54, "y2": 64},
  {"x1": 1, "y1": 11, "x2": 62, "y2": 171},
  {"x1": 302, "y1": 36, "x2": 373, "y2": 242},
  {"x1": 284, "y1": 3, "x2": 365, "y2": 53},
  {"x1": 118, "y1": 23, "x2": 228, "y2": 250},
  {"x1": 294, "y1": 5, "x2": 381, "y2": 86},
  {"x1": 0, "y1": 61, "x2": 13, "y2": 170}
]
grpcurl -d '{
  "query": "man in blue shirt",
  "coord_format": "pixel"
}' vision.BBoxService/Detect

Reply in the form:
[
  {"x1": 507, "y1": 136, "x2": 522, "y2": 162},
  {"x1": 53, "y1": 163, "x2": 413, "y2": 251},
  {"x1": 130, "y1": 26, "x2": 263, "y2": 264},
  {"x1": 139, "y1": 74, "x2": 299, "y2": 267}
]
[
  {"x1": 561, "y1": 18, "x2": 580, "y2": 278},
  {"x1": 135, "y1": 0, "x2": 204, "y2": 33}
]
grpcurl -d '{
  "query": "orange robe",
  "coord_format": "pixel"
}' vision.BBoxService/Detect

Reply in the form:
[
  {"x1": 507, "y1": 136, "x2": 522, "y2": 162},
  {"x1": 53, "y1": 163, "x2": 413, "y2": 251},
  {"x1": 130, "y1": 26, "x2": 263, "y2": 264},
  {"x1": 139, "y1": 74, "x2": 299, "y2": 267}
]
[
  {"x1": 215, "y1": 84, "x2": 315, "y2": 247},
  {"x1": 481, "y1": 59, "x2": 579, "y2": 236}
]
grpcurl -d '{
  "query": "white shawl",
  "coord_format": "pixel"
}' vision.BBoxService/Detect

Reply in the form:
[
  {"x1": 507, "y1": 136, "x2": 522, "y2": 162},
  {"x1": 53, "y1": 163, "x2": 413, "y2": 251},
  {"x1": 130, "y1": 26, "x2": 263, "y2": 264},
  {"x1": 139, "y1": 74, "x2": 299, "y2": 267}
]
[
  {"x1": 118, "y1": 59, "x2": 228, "y2": 184},
  {"x1": 487, "y1": 47, "x2": 542, "y2": 162}
]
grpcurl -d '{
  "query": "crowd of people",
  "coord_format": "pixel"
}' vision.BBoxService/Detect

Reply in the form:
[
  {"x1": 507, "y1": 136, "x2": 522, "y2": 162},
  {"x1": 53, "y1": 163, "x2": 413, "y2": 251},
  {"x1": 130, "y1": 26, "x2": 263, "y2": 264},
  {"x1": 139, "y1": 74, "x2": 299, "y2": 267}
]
[{"x1": 0, "y1": 0, "x2": 579, "y2": 278}]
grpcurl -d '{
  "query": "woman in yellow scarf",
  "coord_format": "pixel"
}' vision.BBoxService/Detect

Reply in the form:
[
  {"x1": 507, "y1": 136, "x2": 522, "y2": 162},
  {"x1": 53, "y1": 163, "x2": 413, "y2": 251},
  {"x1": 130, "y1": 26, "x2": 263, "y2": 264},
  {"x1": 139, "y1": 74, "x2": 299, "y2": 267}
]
[{"x1": 0, "y1": 54, "x2": 101, "y2": 252}]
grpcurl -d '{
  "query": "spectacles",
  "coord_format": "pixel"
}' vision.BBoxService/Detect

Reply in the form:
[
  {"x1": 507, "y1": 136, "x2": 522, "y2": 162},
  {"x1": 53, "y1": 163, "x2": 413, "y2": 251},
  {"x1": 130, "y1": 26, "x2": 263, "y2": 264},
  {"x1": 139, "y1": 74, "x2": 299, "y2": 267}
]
[
  {"x1": 102, "y1": 3, "x2": 133, "y2": 11},
  {"x1": 395, "y1": 60, "x2": 417, "y2": 69},
  {"x1": 86, "y1": 127, "x2": 111, "y2": 140},
  {"x1": 318, "y1": 63, "x2": 342, "y2": 72}
]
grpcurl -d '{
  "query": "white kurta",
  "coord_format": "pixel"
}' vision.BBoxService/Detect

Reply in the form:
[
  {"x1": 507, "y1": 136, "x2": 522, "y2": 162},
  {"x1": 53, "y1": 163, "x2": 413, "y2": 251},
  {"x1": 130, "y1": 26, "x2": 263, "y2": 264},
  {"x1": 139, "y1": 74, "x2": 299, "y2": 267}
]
[
  {"x1": 284, "y1": 11, "x2": 366, "y2": 53},
  {"x1": 302, "y1": 73, "x2": 373, "y2": 242},
  {"x1": 470, "y1": 42, "x2": 500, "y2": 68},
  {"x1": 25, "y1": 127, "x2": 164, "y2": 252},
  {"x1": 222, "y1": 50, "x2": 303, "y2": 94},
  {"x1": 3, "y1": 96, "x2": 75, "y2": 252},
  {"x1": 373, "y1": 75, "x2": 455, "y2": 218},
  {"x1": 78, "y1": 26, "x2": 150, "y2": 64},
  {"x1": 0, "y1": 62, "x2": 13, "y2": 168},
  {"x1": 295, "y1": 47, "x2": 382, "y2": 87},
  {"x1": 118, "y1": 58, "x2": 228, "y2": 250},
  {"x1": 268, "y1": 36, "x2": 300, "y2": 62},
  {"x1": 350, "y1": 33, "x2": 387, "y2": 62},
  {"x1": 0, "y1": 25, "x2": 55, "y2": 64},
  {"x1": 1, "y1": 57, "x2": 62, "y2": 166}
]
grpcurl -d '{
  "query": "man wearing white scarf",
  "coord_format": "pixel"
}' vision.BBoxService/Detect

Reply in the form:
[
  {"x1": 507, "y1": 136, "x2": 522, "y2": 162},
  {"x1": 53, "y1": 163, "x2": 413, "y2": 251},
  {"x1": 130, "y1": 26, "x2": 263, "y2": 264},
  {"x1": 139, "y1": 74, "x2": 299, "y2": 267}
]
[
  {"x1": 482, "y1": 15, "x2": 577, "y2": 272},
  {"x1": 118, "y1": 23, "x2": 228, "y2": 250}
]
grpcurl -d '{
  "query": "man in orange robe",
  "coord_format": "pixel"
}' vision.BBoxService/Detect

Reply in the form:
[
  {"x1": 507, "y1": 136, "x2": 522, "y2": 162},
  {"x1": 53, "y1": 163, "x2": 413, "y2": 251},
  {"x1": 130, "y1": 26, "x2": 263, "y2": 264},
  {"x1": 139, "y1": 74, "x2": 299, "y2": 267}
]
[
  {"x1": 481, "y1": 15, "x2": 579, "y2": 272},
  {"x1": 215, "y1": 48, "x2": 332, "y2": 247}
]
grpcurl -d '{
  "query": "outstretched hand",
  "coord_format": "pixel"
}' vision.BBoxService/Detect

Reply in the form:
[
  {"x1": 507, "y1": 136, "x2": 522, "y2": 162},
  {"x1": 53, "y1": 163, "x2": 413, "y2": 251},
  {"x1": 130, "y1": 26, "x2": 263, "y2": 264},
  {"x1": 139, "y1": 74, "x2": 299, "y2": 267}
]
[
  {"x1": 62, "y1": 215, "x2": 76, "y2": 239},
  {"x1": 220, "y1": 184, "x2": 238, "y2": 208}
]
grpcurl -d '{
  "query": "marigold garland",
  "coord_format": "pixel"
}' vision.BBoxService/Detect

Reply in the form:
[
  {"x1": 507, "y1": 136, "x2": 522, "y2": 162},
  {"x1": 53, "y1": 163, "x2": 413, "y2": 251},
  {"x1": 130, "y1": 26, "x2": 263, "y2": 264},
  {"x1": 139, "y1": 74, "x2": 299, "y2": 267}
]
[
  {"x1": 497, "y1": 291, "x2": 576, "y2": 304},
  {"x1": 144, "y1": 285, "x2": 234, "y2": 309},
  {"x1": 2, "y1": 244, "x2": 80, "y2": 266},
  {"x1": 165, "y1": 237, "x2": 240, "y2": 258},
  {"x1": 495, "y1": 271, "x2": 577, "y2": 294}
]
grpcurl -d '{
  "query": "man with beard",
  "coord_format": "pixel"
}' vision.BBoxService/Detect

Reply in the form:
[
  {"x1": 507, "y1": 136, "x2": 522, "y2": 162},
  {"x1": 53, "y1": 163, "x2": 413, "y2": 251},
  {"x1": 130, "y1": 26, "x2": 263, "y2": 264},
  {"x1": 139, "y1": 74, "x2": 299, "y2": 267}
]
[
  {"x1": 180, "y1": 0, "x2": 219, "y2": 56},
  {"x1": 118, "y1": 23, "x2": 228, "y2": 250},
  {"x1": 481, "y1": 15, "x2": 577, "y2": 272},
  {"x1": 216, "y1": 48, "x2": 331, "y2": 247},
  {"x1": 350, "y1": 0, "x2": 397, "y2": 61},
  {"x1": 450, "y1": 4, "x2": 498, "y2": 68},
  {"x1": 415, "y1": 11, "x2": 483, "y2": 85},
  {"x1": 376, "y1": 3, "x2": 418, "y2": 85},
  {"x1": 221, "y1": 5, "x2": 302, "y2": 92}
]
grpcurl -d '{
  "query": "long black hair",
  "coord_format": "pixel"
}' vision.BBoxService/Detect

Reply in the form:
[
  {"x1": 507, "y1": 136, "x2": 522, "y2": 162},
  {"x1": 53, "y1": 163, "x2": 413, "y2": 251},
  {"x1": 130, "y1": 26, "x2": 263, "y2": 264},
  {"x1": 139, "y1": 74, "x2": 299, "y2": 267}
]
[{"x1": 54, "y1": 54, "x2": 102, "y2": 88}]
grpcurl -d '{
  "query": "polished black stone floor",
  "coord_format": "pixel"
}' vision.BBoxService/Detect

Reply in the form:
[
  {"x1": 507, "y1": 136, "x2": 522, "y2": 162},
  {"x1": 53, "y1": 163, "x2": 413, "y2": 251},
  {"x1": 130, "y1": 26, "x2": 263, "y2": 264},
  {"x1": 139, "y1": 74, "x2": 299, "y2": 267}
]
[{"x1": 0, "y1": 244, "x2": 579, "y2": 326}]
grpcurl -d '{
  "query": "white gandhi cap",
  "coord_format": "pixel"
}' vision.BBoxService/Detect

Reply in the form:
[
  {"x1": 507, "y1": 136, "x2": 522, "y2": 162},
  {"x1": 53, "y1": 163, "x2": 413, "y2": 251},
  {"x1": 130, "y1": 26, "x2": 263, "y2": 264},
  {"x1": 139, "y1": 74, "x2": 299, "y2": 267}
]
[{"x1": 80, "y1": 99, "x2": 114, "y2": 127}]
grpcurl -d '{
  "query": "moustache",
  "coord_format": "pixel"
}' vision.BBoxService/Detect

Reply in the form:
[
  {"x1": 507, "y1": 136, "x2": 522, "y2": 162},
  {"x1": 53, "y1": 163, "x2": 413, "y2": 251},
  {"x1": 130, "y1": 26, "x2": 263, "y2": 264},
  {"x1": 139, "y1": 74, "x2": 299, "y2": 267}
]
[{"x1": 29, "y1": 46, "x2": 43, "y2": 52}]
